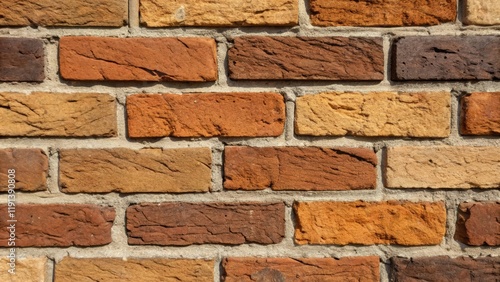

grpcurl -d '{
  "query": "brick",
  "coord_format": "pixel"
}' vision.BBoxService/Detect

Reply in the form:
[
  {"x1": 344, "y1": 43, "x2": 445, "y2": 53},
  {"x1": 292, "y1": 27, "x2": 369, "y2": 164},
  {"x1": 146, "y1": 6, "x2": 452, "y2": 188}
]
[
  {"x1": 223, "y1": 257, "x2": 380, "y2": 281},
  {"x1": 0, "y1": 0, "x2": 127, "y2": 27},
  {"x1": 0, "y1": 149, "x2": 48, "y2": 192},
  {"x1": 140, "y1": 0, "x2": 298, "y2": 27},
  {"x1": 127, "y1": 202, "x2": 285, "y2": 245},
  {"x1": 385, "y1": 146, "x2": 500, "y2": 189},
  {"x1": 391, "y1": 256, "x2": 500, "y2": 281},
  {"x1": 455, "y1": 202, "x2": 500, "y2": 246},
  {"x1": 224, "y1": 147, "x2": 376, "y2": 191},
  {"x1": 0, "y1": 204, "x2": 114, "y2": 247},
  {"x1": 392, "y1": 36, "x2": 500, "y2": 80},
  {"x1": 0, "y1": 257, "x2": 47, "y2": 281},
  {"x1": 55, "y1": 257, "x2": 214, "y2": 281},
  {"x1": 59, "y1": 148, "x2": 211, "y2": 193},
  {"x1": 0, "y1": 38, "x2": 44, "y2": 82},
  {"x1": 465, "y1": 0, "x2": 500, "y2": 25},
  {"x1": 294, "y1": 201, "x2": 446, "y2": 245},
  {"x1": 0, "y1": 92, "x2": 117, "y2": 137},
  {"x1": 296, "y1": 91, "x2": 450, "y2": 137},
  {"x1": 461, "y1": 92, "x2": 500, "y2": 135},
  {"x1": 127, "y1": 93, "x2": 285, "y2": 138},
  {"x1": 228, "y1": 36, "x2": 383, "y2": 80},
  {"x1": 59, "y1": 37, "x2": 217, "y2": 81},
  {"x1": 310, "y1": 0, "x2": 456, "y2": 26}
]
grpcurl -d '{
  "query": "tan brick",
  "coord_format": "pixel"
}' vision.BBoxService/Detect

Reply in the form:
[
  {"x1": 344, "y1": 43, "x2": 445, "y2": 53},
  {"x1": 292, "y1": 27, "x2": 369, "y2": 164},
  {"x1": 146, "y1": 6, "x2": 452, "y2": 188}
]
[
  {"x1": 465, "y1": 0, "x2": 500, "y2": 25},
  {"x1": 461, "y1": 92, "x2": 500, "y2": 135},
  {"x1": 386, "y1": 146, "x2": 500, "y2": 189},
  {"x1": 0, "y1": 149, "x2": 48, "y2": 192},
  {"x1": 59, "y1": 148, "x2": 211, "y2": 193},
  {"x1": 140, "y1": 0, "x2": 298, "y2": 27},
  {"x1": 294, "y1": 201, "x2": 446, "y2": 245},
  {"x1": 0, "y1": 258, "x2": 47, "y2": 282},
  {"x1": 0, "y1": 92, "x2": 117, "y2": 137},
  {"x1": 296, "y1": 92, "x2": 450, "y2": 137},
  {"x1": 55, "y1": 257, "x2": 214, "y2": 282}
]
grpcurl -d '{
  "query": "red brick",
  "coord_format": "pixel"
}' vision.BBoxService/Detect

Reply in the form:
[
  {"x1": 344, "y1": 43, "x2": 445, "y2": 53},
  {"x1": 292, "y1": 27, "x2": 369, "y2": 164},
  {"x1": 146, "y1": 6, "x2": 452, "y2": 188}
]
[
  {"x1": 0, "y1": 38, "x2": 44, "y2": 82},
  {"x1": 461, "y1": 92, "x2": 500, "y2": 135},
  {"x1": 455, "y1": 202, "x2": 500, "y2": 246},
  {"x1": 0, "y1": 149, "x2": 48, "y2": 192}
]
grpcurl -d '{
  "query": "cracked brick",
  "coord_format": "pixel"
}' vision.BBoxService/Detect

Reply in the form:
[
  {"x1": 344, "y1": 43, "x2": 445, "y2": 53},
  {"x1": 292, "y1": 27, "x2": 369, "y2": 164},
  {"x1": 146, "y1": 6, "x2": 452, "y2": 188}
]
[
  {"x1": 455, "y1": 202, "x2": 500, "y2": 246},
  {"x1": 0, "y1": 148, "x2": 48, "y2": 192}
]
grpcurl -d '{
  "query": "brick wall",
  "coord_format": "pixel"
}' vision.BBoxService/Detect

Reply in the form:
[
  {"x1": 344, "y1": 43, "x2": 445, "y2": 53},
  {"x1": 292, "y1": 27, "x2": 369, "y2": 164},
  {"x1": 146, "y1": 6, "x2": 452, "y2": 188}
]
[{"x1": 0, "y1": 0, "x2": 499, "y2": 281}]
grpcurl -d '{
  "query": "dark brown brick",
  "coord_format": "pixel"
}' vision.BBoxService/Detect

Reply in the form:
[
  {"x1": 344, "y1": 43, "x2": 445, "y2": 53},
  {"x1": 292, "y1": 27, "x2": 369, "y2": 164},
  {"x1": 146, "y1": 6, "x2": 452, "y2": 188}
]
[
  {"x1": 0, "y1": 38, "x2": 44, "y2": 82},
  {"x1": 461, "y1": 92, "x2": 500, "y2": 135},
  {"x1": 455, "y1": 202, "x2": 500, "y2": 246},
  {"x1": 0, "y1": 149, "x2": 48, "y2": 192}
]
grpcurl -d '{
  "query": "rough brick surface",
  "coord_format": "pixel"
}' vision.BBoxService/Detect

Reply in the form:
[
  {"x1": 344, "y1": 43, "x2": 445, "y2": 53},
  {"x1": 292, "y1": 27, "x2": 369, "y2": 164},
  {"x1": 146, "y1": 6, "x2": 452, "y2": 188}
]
[
  {"x1": 59, "y1": 148, "x2": 211, "y2": 193},
  {"x1": 385, "y1": 146, "x2": 500, "y2": 189},
  {"x1": 392, "y1": 36, "x2": 500, "y2": 80},
  {"x1": 0, "y1": 204, "x2": 115, "y2": 247},
  {"x1": 0, "y1": 149, "x2": 48, "y2": 192},
  {"x1": 465, "y1": 0, "x2": 500, "y2": 25},
  {"x1": 294, "y1": 201, "x2": 446, "y2": 245},
  {"x1": 461, "y1": 92, "x2": 500, "y2": 135},
  {"x1": 223, "y1": 257, "x2": 380, "y2": 281},
  {"x1": 310, "y1": 0, "x2": 456, "y2": 26},
  {"x1": 0, "y1": 92, "x2": 117, "y2": 137},
  {"x1": 0, "y1": 258, "x2": 47, "y2": 282},
  {"x1": 140, "y1": 0, "x2": 298, "y2": 27},
  {"x1": 59, "y1": 37, "x2": 217, "y2": 81},
  {"x1": 455, "y1": 202, "x2": 500, "y2": 246},
  {"x1": 56, "y1": 257, "x2": 214, "y2": 282},
  {"x1": 127, "y1": 93, "x2": 285, "y2": 138},
  {"x1": 127, "y1": 202, "x2": 285, "y2": 245},
  {"x1": 228, "y1": 36, "x2": 383, "y2": 80},
  {"x1": 0, "y1": 0, "x2": 127, "y2": 27},
  {"x1": 295, "y1": 92, "x2": 450, "y2": 137},
  {"x1": 391, "y1": 256, "x2": 500, "y2": 281},
  {"x1": 224, "y1": 147, "x2": 376, "y2": 191},
  {"x1": 0, "y1": 38, "x2": 44, "y2": 82}
]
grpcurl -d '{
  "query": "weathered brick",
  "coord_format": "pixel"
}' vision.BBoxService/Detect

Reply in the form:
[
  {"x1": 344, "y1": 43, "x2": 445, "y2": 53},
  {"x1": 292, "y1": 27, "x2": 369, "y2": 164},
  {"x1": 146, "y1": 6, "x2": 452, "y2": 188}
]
[
  {"x1": 296, "y1": 92, "x2": 450, "y2": 137},
  {"x1": 464, "y1": 0, "x2": 500, "y2": 25},
  {"x1": 223, "y1": 257, "x2": 380, "y2": 281},
  {"x1": 0, "y1": 0, "x2": 127, "y2": 27},
  {"x1": 461, "y1": 92, "x2": 500, "y2": 135},
  {"x1": 59, "y1": 37, "x2": 217, "y2": 81},
  {"x1": 127, "y1": 93, "x2": 285, "y2": 138},
  {"x1": 294, "y1": 201, "x2": 446, "y2": 245},
  {"x1": 0, "y1": 149, "x2": 48, "y2": 192},
  {"x1": 391, "y1": 256, "x2": 500, "y2": 281},
  {"x1": 0, "y1": 38, "x2": 44, "y2": 82},
  {"x1": 228, "y1": 36, "x2": 384, "y2": 80},
  {"x1": 55, "y1": 257, "x2": 214, "y2": 282},
  {"x1": 140, "y1": 0, "x2": 298, "y2": 27},
  {"x1": 224, "y1": 147, "x2": 376, "y2": 191},
  {"x1": 310, "y1": 0, "x2": 456, "y2": 26},
  {"x1": 455, "y1": 202, "x2": 500, "y2": 246},
  {"x1": 385, "y1": 146, "x2": 500, "y2": 189},
  {"x1": 0, "y1": 204, "x2": 114, "y2": 247},
  {"x1": 127, "y1": 202, "x2": 285, "y2": 245},
  {"x1": 0, "y1": 257, "x2": 47, "y2": 281},
  {"x1": 0, "y1": 92, "x2": 117, "y2": 137},
  {"x1": 59, "y1": 148, "x2": 211, "y2": 193},
  {"x1": 392, "y1": 36, "x2": 500, "y2": 80}
]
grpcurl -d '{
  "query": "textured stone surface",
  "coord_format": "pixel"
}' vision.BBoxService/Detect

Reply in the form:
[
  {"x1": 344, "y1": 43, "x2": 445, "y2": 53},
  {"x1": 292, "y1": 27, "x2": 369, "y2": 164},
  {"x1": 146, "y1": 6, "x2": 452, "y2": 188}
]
[
  {"x1": 465, "y1": 0, "x2": 500, "y2": 25},
  {"x1": 223, "y1": 257, "x2": 380, "y2": 281},
  {"x1": 59, "y1": 37, "x2": 217, "y2": 81},
  {"x1": 461, "y1": 92, "x2": 500, "y2": 135},
  {"x1": 127, "y1": 93, "x2": 285, "y2": 138},
  {"x1": 229, "y1": 36, "x2": 383, "y2": 80},
  {"x1": 127, "y1": 202, "x2": 285, "y2": 245},
  {"x1": 0, "y1": 204, "x2": 115, "y2": 247},
  {"x1": 59, "y1": 148, "x2": 211, "y2": 193},
  {"x1": 392, "y1": 36, "x2": 500, "y2": 80},
  {"x1": 391, "y1": 256, "x2": 500, "y2": 281},
  {"x1": 294, "y1": 201, "x2": 446, "y2": 245},
  {"x1": 0, "y1": 92, "x2": 117, "y2": 137},
  {"x1": 386, "y1": 146, "x2": 500, "y2": 188},
  {"x1": 56, "y1": 257, "x2": 214, "y2": 281},
  {"x1": 224, "y1": 147, "x2": 376, "y2": 191},
  {"x1": 140, "y1": 0, "x2": 298, "y2": 27},
  {"x1": 0, "y1": 38, "x2": 44, "y2": 82},
  {"x1": 455, "y1": 202, "x2": 500, "y2": 246},
  {"x1": 310, "y1": 0, "x2": 456, "y2": 26},
  {"x1": 296, "y1": 92, "x2": 450, "y2": 137},
  {"x1": 0, "y1": 149, "x2": 48, "y2": 192},
  {"x1": 0, "y1": 0, "x2": 127, "y2": 27},
  {"x1": 0, "y1": 258, "x2": 47, "y2": 282}
]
